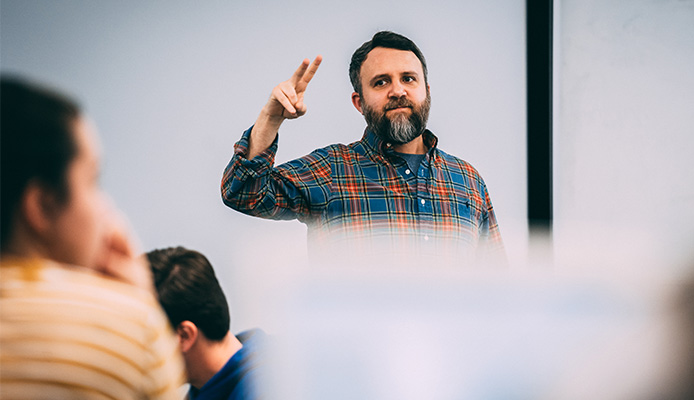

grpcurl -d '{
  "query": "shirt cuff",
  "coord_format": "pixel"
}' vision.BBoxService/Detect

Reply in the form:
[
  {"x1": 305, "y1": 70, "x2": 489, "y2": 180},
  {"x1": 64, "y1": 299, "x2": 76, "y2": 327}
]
[{"x1": 233, "y1": 125, "x2": 279, "y2": 171}]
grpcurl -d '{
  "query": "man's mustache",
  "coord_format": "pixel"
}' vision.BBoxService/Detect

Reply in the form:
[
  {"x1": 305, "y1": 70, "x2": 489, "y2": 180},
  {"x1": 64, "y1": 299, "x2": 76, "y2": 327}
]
[{"x1": 384, "y1": 98, "x2": 415, "y2": 111}]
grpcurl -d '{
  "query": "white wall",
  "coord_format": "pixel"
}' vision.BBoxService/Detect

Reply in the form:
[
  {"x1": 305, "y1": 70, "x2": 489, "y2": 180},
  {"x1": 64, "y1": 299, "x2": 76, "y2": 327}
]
[
  {"x1": 1, "y1": 0, "x2": 526, "y2": 330},
  {"x1": 554, "y1": 0, "x2": 694, "y2": 261}
]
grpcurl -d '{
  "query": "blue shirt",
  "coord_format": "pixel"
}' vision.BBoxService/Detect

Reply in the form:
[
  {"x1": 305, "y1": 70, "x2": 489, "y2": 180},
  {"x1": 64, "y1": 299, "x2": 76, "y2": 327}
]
[{"x1": 188, "y1": 329, "x2": 266, "y2": 400}]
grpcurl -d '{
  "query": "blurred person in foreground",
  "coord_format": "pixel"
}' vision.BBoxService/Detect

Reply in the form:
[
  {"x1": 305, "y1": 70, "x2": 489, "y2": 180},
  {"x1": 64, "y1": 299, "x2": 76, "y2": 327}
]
[
  {"x1": 147, "y1": 246, "x2": 267, "y2": 400},
  {"x1": 0, "y1": 77, "x2": 185, "y2": 399},
  {"x1": 221, "y1": 31, "x2": 505, "y2": 266}
]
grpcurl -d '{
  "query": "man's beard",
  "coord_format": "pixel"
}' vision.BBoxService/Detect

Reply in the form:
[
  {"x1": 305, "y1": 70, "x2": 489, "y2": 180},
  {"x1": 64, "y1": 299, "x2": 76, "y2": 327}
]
[{"x1": 362, "y1": 92, "x2": 431, "y2": 145}]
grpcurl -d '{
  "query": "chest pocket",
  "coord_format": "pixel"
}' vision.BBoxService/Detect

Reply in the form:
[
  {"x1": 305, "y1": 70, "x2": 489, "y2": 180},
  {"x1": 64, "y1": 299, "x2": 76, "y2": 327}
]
[{"x1": 445, "y1": 181, "x2": 484, "y2": 226}]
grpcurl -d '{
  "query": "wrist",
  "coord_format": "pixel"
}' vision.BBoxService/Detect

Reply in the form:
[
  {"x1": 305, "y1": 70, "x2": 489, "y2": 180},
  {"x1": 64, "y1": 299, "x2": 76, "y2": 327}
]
[
  {"x1": 260, "y1": 104, "x2": 286, "y2": 124},
  {"x1": 253, "y1": 110, "x2": 283, "y2": 138}
]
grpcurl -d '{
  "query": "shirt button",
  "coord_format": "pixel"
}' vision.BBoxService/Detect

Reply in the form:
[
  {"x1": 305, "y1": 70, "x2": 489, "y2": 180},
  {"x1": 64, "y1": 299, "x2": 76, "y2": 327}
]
[
  {"x1": 420, "y1": 199, "x2": 425, "y2": 205},
  {"x1": 405, "y1": 169, "x2": 411, "y2": 175},
  {"x1": 424, "y1": 235, "x2": 430, "y2": 241}
]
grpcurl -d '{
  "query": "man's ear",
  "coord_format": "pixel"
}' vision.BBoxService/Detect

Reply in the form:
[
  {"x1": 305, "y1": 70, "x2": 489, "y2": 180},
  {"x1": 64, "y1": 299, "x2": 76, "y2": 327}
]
[
  {"x1": 176, "y1": 321, "x2": 199, "y2": 353},
  {"x1": 21, "y1": 182, "x2": 57, "y2": 236},
  {"x1": 351, "y1": 92, "x2": 363, "y2": 114}
]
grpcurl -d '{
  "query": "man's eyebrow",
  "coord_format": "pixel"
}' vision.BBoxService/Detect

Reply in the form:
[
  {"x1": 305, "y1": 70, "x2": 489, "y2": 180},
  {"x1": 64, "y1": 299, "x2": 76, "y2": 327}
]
[
  {"x1": 369, "y1": 71, "x2": 420, "y2": 84},
  {"x1": 369, "y1": 74, "x2": 391, "y2": 84},
  {"x1": 401, "y1": 70, "x2": 420, "y2": 76}
]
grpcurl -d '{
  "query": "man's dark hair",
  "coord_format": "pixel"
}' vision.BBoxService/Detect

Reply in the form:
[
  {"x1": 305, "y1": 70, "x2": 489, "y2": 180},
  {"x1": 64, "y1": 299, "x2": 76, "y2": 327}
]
[
  {"x1": 147, "y1": 246, "x2": 230, "y2": 341},
  {"x1": 0, "y1": 77, "x2": 80, "y2": 250},
  {"x1": 349, "y1": 31, "x2": 429, "y2": 96}
]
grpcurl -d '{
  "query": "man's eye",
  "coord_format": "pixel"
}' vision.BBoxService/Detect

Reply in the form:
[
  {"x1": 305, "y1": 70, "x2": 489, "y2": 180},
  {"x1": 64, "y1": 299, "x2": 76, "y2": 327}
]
[
  {"x1": 374, "y1": 79, "x2": 387, "y2": 87},
  {"x1": 403, "y1": 76, "x2": 415, "y2": 83}
]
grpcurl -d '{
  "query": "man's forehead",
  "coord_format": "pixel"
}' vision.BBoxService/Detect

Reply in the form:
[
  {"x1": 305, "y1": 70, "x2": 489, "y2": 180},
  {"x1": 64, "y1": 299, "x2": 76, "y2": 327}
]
[{"x1": 361, "y1": 47, "x2": 423, "y2": 75}]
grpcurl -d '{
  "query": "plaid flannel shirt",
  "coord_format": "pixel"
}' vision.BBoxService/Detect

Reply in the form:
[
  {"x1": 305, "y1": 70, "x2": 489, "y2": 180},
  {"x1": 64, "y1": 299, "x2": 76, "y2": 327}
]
[{"x1": 222, "y1": 127, "x2": 504, "y2": 264}]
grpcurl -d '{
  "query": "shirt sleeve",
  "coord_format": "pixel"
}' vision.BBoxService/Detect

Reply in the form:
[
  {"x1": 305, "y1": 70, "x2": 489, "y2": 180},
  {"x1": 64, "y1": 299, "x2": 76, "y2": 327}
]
[
  {"x1": 477, "y1": 182, "x2": 507, "y2": 266},
  {"x1": 220, "y1": 127, "x2": 333, "y2": 223}
]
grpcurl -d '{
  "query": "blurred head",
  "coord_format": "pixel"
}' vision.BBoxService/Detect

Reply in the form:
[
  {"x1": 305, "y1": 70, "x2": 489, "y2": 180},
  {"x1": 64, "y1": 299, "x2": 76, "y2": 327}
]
[
  {"x1": 350, "y1": 32, "x2": 431, "y2": 145},
  {"x1": 1, "y1": 77, "x2": 107, "y2": 268},
  {"x1": 146, "y1": 246, "x2": 230, "y2": 342}
]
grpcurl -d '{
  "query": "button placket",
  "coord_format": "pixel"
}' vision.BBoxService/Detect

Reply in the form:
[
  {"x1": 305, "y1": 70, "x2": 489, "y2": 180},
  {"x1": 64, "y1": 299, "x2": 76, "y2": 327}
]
[{"x1": 417, "y1": 160, "x2": 434, "y2": 242}]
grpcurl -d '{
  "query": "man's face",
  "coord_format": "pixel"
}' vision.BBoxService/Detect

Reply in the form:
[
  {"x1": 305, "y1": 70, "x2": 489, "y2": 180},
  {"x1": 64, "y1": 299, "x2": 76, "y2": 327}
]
[
  {"x1": 355, "y1": 47, "x2": 430, "y2": 144},
  {"x1": 45, "y1": 117, "x2": 108, "y2": 269}
]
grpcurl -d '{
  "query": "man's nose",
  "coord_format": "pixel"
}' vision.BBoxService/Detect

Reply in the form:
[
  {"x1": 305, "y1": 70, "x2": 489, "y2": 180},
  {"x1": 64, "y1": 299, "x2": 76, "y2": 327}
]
[{"x1": 388, "y1": 81, "x2": 407, "y2": 98}]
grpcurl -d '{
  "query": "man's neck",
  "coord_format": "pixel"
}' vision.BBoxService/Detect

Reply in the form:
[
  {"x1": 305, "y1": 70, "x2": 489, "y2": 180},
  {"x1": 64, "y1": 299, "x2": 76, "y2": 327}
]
[
  {"x1": 392, "y1": 134, "x2": 427, "y2": 154},
  {"x1": 188, "y1": 331, "x2": 243, "y2": 389},
  {"x1": 2, "y1": 225, "x2": 53, "y2": 263}
]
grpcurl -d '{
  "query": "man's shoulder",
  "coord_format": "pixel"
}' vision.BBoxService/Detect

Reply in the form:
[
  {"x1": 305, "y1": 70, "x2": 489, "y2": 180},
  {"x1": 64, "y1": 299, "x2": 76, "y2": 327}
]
[
  {"x1": 1, "y1": 258, "x2": 184, "y2": 398},
  {"x1": 281, "y1": 139, "x2": 366, "y2": 169},
  {"x1": 236, "y1": 328, "x2": 266, "y2": 344},
  {"x1": 1, "y1": 259, "x2": 163, "y2": 319},
  {"x1": 315, "y1": 139, "x2": 365, "y2": 155},
  {"x1": 435, "y1": 148, "x2": 482, "y2": 175},
  {"x1": 201, "y1": 329, "x2": 267, "y2": 400},
  {"x1": 432, "y1": 148, "x2": 491, "y2": 193}
]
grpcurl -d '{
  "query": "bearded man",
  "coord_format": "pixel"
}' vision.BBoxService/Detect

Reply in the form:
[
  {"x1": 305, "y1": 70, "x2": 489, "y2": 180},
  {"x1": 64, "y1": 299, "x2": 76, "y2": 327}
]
[{"x1": 221, "y1": 31, "x2": 504, "y2": 265}]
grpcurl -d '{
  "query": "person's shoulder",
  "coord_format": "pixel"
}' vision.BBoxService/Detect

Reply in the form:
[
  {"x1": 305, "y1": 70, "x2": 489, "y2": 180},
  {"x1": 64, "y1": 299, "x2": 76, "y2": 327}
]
[
  {"x1": 314, "y1": 141, "x2": 355, "y2": 156},
  {"x1": 66, "y1": 262, "x2": 156, "y2": 301},
  {"x1": 236, "y1": 328, "x2": 267, "y2": 346},
  {"x1": 281, "y1": 141, "x2": 357, "y2": 169},
  {"x1": 436, "y1": 148, "x2": 483, "y2": 177},
  {"x1": 2, "y1": 258, "x2": 162, "y2": 317},
  {"x1": 1, "y1": 258, "x2": 184, "y2": 399},
  {"x1": 234, "y1": 329, "x2": 269, "y2": 366},
  {"x1": 229, "y1": 329, "x2": 268, "y2": 399}
]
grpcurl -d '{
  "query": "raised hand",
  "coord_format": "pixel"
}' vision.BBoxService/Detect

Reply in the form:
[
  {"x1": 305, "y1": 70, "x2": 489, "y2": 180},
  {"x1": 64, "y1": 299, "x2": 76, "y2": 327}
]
[
  {"x1": 266, "y1": 55, "x2": 323, "y2": 119},
  {"x1": 248, "y1": 55, "x2": 322, "y2": 159}
]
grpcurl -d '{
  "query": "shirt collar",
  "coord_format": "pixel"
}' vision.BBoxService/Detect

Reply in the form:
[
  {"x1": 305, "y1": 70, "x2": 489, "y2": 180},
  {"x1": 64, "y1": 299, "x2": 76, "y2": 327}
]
[{"x1": 362, "y1": 129, "x2": 439, "y2": 157}]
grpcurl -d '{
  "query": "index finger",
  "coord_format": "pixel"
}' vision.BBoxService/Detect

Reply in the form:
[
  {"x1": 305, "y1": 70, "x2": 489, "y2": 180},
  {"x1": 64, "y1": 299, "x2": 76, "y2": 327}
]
[{"x1": 295, "y1": 55, "x2": 323, "y2": 93}]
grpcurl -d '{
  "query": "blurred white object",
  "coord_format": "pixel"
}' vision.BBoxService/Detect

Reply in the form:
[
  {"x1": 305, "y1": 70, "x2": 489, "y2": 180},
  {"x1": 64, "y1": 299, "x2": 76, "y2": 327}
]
[{"x1": 260, "y1": 229, "x2": 693, "y2": 400}]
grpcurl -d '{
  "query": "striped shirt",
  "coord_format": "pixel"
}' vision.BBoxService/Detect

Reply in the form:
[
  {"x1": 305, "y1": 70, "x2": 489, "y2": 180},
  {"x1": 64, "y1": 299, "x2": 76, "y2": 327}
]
[
  {"x1": 221, "y1": 128, "x2": 504, "y2": 264},
  {"x1": 0, "y1": 257, "x2": 186, "y2": 400}
]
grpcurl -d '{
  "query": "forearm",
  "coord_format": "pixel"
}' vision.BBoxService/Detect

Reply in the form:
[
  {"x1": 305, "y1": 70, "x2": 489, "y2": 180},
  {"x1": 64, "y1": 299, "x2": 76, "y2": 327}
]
[{"x1": 247, "y1": 108, "x2": 284, "y2": 160}]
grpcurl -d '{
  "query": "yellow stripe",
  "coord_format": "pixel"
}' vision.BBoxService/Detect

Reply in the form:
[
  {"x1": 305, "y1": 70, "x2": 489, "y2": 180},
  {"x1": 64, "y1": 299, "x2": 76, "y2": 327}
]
[
  {"x1": 1, "y1": 378, "x2": 121, "y2": 400},
  {"x1": 0, "y1": 355, "x2": 139, "y2": 392},
  {"x1": 1, "y1": 296, "x2": 175, "y2": 354},
  {"x1": 1, "y1": 335, "x2": 149, "y2": 375},
  {"x1": 1, "y1": 324, "x2": 180, "y2": 375},
  {"x1": 1, "y1": 259, "x2": 157, "y2": 304},
  {"x1": 1, "y1": 318, "x2": 160, "y2": 359},
  {"x1": 2, "y1": 277, "x2": 158, "y2": 313}
]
